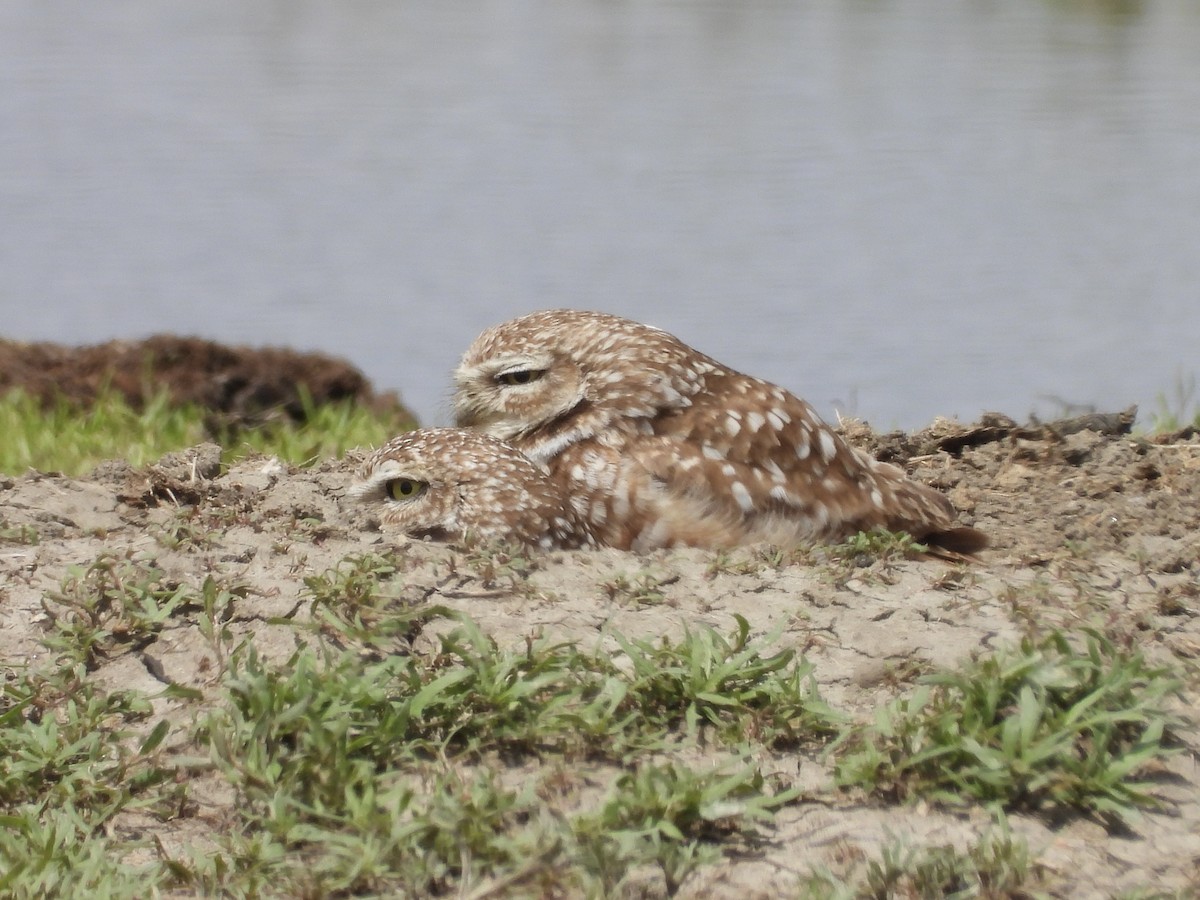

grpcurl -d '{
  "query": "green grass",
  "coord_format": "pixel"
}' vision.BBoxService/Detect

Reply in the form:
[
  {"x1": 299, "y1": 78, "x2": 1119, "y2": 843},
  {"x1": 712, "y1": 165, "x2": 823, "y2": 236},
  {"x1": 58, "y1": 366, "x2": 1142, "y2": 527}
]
[
  {"x1": 1147, "y1": 371, "x2": 1200, "y2": 433},
  {"x1": 832, "y1": 630, "x2": 1182, "y2": 824},
  {"x1": 206, "y1": 610, "x2": 840, "y2": 770},
  {"x1": 5, "y1": 527, "x2": 1192, "y2": 898},
  {"x1": 0, "y1": 386, "x2": 412, "y2": 476},
  {"x1": 7, "y1": 547, "x2": 837, "y2": 896},
  {"x1": 0, "y1": 663, "x2": 182, "y2": 898},
  {"x1": 188, "y1": 613, "x2": 827, "y2": 895},
  {"x1": 799, "y1": 817, "x2": 1044, "y2": 899}
]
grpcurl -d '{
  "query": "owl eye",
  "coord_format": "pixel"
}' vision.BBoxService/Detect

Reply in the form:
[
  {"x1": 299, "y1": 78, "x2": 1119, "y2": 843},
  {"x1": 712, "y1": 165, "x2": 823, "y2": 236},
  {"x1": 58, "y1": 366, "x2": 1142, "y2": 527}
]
[
  {"x1": 496, "y1": 369, "x2": 545, "y2": 386},
  {"x1": 386, "y1": 478, "x2": 428, "y2": 501}
]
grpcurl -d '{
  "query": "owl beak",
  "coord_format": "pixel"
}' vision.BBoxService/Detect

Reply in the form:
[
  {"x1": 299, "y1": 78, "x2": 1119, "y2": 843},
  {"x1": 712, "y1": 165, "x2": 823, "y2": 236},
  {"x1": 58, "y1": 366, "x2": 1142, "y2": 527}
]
[{"x1": 454, "y1": 404, "x2": 498, "y2": 429}]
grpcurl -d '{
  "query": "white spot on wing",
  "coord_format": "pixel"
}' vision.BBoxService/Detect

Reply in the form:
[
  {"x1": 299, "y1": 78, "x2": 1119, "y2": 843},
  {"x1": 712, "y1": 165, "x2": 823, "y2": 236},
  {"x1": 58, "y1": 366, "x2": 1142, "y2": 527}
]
[
  {"x1": 769, "y1": 485, "x2": 795, "y2": 504},
  {"x1": 612, "y1": 488, "x2": 631, "y2": 521},
  {"x1": 730, "y1": 481, "x2": 755, "y2": 513},
  {"x1": 818, "y1": 430, "x2": 837, "y2": 463},
  {"x1": 745, "y1": 411, "x2": 765, "y2": 433}
]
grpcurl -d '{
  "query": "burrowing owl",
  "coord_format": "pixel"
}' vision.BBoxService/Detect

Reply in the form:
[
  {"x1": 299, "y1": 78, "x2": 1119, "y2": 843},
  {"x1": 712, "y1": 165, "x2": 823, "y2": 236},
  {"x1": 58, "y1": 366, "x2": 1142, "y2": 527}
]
[
  {"x1": 453, "y1": 310, "x2": 986, "y2": 553},
  {"x1": 349, "y1": 428, "x2": 591, "y2": 549}
]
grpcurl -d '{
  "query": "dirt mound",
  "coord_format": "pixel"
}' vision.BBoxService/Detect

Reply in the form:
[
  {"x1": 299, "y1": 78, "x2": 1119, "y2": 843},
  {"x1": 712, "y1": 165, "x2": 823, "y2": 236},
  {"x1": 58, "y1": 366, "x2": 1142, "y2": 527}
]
[
  {"x1": 1, "y1": 411, "x2": 1198, "y2": 895},
  {"x1": 0, "y1": 334, "x2": 417, "y2": 429}
]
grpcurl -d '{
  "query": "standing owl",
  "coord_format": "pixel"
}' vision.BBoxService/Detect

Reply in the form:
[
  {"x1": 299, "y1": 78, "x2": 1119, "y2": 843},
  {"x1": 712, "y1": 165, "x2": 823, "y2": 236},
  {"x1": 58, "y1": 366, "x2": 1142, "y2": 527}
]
[
  {"x1": 453, "y1": 310, "x2": 986, "y2": 554},
  {"x1": 349, "y1": 428, "x2": 593, "y2": 549}
]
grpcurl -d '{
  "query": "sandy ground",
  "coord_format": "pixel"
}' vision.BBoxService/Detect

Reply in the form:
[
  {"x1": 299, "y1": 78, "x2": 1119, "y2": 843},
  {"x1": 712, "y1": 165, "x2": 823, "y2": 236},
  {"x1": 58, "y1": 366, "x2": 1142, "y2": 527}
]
[{"x1": 2, "y1": 415, "x2": 1199, "y2": 896}]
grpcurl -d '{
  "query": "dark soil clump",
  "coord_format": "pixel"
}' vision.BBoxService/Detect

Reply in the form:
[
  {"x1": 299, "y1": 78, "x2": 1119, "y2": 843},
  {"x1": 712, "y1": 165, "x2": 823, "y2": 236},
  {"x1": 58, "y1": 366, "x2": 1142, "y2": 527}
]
[{"x1": 0, "y1": 334, "x2": 417, "y2": 430}]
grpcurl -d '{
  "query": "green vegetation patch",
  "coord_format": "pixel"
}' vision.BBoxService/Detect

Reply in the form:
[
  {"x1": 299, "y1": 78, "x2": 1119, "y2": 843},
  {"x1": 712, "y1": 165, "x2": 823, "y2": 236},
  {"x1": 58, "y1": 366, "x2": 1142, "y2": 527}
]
[
  {"x1": 832, "y1": 630, "x2": 1182, "y2": 822},
  {"x1": 3, "y1": 539, "x2": 1190, "y2": 897},
  {"x1": 0, "y1": 665, "x2": 181, "y2": 898},
  {"x1": 204, "y1": 613, "x2": 840, "y2": 774},
  {"x1": 42, "y1": 554, "x2": 250, "y2": 672},
  {"x1": 799, "y1": 819, "x2": 1045, "y2": 899},
  {"x1": 0, "y1": 386, "x2": 411, "y2": 476},
  {"x1": 188, "y1": 613, "x2": 825, "y2": 895}
]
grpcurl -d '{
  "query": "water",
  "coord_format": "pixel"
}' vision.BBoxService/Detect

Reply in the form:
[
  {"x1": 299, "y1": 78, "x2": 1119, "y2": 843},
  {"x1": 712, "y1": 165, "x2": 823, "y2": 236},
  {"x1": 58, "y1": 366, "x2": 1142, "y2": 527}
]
[{"x1": 3, "y1": 1, "x2": 1199, "y2": 430}]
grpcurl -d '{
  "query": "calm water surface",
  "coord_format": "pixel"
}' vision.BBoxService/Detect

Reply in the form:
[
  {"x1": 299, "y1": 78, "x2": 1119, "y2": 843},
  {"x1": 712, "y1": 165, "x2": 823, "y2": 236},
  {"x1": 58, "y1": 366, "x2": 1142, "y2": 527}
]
[{"x1": 3, "y1": 1, "x2": 1199, "y2": 429}]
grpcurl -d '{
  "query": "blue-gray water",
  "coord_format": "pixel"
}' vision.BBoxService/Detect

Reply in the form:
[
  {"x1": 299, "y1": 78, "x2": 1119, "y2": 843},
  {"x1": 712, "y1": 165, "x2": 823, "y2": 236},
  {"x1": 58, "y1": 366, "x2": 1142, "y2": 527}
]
[{"x1": 3, "y1": 1, "x2": 1199, "y2": 429}]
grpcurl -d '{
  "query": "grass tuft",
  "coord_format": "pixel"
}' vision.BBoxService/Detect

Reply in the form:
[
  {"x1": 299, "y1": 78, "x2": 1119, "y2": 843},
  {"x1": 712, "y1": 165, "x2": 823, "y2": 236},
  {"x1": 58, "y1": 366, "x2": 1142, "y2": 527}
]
[
  {"x1": 832, "y1": 630, "x2": 1182, "y2": 823},
  {"x1": 574, "y1": 760, "x2": 798, "y2": 895},
  {"x1": 1146, "y1": 371, "x2": 1200, "y2": 433},
  {"x1": 800, "y1": 816, "x2": 1044, "y2": 899}
]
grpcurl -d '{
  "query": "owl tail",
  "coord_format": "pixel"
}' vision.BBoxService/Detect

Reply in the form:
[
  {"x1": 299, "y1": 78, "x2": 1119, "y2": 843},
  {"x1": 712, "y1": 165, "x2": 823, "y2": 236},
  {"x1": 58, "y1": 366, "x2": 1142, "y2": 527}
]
[
  {"x1": 919, "y1": 525, "x2": 989, "y2": 556},
  {"x1": 869, "y1": 458, "x2": 988, "y2": 556}
]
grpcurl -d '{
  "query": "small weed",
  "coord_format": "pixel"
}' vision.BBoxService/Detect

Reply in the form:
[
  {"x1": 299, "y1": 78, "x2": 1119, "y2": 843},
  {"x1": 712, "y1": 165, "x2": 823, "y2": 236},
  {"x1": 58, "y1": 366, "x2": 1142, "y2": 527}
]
[
  {"x1": 199, "y1": 615, "x2": 839, "y2": 810},
  {"x1": 303, "y1": 550, "x2": 405, "y2": 608},
  {"x1": 704, "y1": 550, "x2": 765, "y2": 579},
  {"x1": 613, "y1": 614, "x2": 844, "y2": 748},
  {"x1": 877, "y1": 656, "x2": 935, "y2": 690},
  {"x1": 194, "y1": 574, "x2": 251, "y2": 675},
  {"x1": 1146, "y1": 371, "x2": 1200, "y2": 434},
  {"x1": 303, "y1": 550, "x2": 438, "y2": 651},
  {"x1": 0, "y1": 519, "x2": 39, "y2": 545},
  {"x1": 755, "y1": 543, "x2": 817, "y2": 569},
  {"x1": 41, "y1": 555, "x2": 197, "y2": 669},
  {"x1": 0, "y1": 665, "x2": 182, "y2": 836},
  {"x1": 800, "y1": 818, "x2": 1043, "y2": 899},
  {"x1": 170, "y1": 760, "x2": 557, "y2": 897},
  {"x1": 151, "y1": 510, "x2": 218, "y2": 551},
  {"x1": 833, "y1": 630, "x2": 1182, "y2": 823},
  {"x1": 456, "y1": 539, "x2": 540, "y2": 592},
  {"x1": 830, "y1": 529, "x2": 928, "y2": 566},
  {"x1": 574, "y1": 760, "x2": 798, "y2": 895},
  {"x1": 998, "y1": 576, "x2": 1066, "y2": 635},
  {"x1": 603, "y1": 570, "x2": 677, "y2": 607},
  {"x1": 0, "y1": 806, "x2": 163, "y2": 898}
]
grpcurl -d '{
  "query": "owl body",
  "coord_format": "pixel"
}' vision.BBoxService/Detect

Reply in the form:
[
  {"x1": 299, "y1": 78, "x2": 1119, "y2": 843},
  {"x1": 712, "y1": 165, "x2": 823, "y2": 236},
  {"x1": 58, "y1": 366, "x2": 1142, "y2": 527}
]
[
  {"x1": 349, "y1": 427, "x2": 592, "y2": 549},
  {"x1": 454, "y1": 310, "x2": 985, "y2": 553}
]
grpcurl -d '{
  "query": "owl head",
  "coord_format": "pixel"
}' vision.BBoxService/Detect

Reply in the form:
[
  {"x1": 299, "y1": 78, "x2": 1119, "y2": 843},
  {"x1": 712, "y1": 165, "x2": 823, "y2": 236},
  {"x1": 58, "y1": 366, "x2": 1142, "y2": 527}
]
[
  {"x1": 348, "y1": 427, "x2": 585, "y2": 548},
  {"x1": 453, "y1": 309, "x2": 709, "y2": 461}
]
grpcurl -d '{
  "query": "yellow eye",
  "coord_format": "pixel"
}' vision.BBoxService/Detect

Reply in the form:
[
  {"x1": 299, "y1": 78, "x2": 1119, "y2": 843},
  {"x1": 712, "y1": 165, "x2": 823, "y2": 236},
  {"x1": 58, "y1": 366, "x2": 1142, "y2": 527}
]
[
  {"x1": 496, "y1": 369, "x2": 544, "y2": 386},
  {"x1": 386, "y1": 478, "x2": 427, "y2": 501}
]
